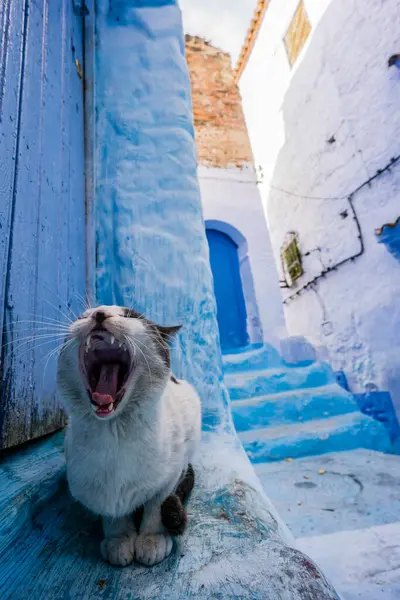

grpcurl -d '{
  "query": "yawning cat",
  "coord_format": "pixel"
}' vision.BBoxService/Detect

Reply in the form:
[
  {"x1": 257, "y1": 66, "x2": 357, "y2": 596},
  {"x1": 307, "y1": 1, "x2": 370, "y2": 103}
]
[{"x1": 57, "y1": 305, "x2": 201, "y2": 566}]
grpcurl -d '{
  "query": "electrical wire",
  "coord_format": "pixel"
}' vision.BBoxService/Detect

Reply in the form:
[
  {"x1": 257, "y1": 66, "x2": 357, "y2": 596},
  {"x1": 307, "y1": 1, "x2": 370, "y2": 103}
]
[
  {"x1": 282, "y1": 154, "x2": 400, "y2": 303},
  {"x1": 199, "y1": 154, "x2": 400, "y2": 202}
]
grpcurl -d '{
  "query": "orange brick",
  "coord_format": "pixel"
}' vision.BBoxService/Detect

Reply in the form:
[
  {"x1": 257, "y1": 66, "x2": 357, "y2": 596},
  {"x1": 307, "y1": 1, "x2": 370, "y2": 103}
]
[{"x1": 185, "y1": 35, "x2": 254, "y2": 169}]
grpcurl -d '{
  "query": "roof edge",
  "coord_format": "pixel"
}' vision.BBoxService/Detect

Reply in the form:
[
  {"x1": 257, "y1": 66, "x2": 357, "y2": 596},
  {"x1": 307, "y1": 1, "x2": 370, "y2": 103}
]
[{"x1": 234, "y1": 0, "x2": 270, "y2": 83}]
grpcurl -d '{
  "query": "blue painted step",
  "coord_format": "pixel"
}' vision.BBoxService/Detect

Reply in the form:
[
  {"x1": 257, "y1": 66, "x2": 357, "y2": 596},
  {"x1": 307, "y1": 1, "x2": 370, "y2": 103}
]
[
  {"x1": 239, "y1": 413, "x2": 392, "y2": 463},
  {"x1": 231, "y1": 384, "x2": 360, "y2": 432},
  {"x1": 226, "y1": 362, "x2": 335, "y2": 401},
  {"x1": 223, "y1": 344, "x2": 283, "y2": 373}
]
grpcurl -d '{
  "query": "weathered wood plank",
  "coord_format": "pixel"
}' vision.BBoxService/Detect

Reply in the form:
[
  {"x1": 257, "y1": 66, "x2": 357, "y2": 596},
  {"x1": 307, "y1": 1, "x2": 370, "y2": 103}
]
[
  {"x1": 0, "y1": 1, "x2": 26, "y2": 334},
  {"x1": 0, "y1": 1, "x2": 86, "y2": 449}
]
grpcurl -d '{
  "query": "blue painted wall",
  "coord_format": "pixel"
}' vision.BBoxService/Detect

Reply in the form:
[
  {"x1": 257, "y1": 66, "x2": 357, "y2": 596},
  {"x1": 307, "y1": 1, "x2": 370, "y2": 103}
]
[
  {"x1": 94, "y1": 0, "x2": 229, "y2": 426},
  {"x1": 0, "y1": 1, "x2": 86, "y2": 448},
  {"x1": 355, "y1": 391, "x2": 400, "y2": 447},
  {"x1": 377, "y1": 221, "x2": 400, "y2": 262},
  {"x1": 206, "y1": 229, "x2": 248, "y2": 351}
]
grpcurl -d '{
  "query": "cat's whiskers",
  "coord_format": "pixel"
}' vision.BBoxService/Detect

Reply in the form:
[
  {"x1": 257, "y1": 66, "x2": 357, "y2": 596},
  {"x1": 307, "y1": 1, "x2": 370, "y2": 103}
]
[
  {"x1": 73, "y1": 290, "x2": 91, "y2": 312},
  {"x1": 5, "y1": 316, "x2": 71, "y2": 331},
  {"x1": 124, "y1": 334, "x2": 153, "y2": 387},
  {"x1": 44, "y1": 299, "x2": 74, "y2": 325},
  {"x1": 5, "y1": 336, "x2": 69, "y2": 364},
  {"x1": 6, "y1": 326, "x2": 70, "y2": 335},
  {"x1": 1, "y1": 332, "x2": 68, "y2": 353},
  {"x1": 8, "y1": 304, "x2": 74, "y2": 321},
  {"x1": 42, "y1": 337, "x2": 75, "y2": 380}
]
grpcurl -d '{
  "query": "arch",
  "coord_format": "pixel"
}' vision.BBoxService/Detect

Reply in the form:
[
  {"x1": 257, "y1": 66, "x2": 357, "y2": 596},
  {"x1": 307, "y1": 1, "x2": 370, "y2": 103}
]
[
  {"x1": 205, "y1": 219, "x2": 248, "y2": 260},
  {"x1": 205, "y1": 220, "x2": 263, "y2": 349}
]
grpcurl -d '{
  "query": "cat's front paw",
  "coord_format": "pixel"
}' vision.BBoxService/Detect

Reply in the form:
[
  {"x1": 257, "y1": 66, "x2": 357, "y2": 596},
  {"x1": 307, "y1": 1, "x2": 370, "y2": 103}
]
[
  {"x1": 101, "y1": 535, "x2": 136, "y2": 567},
  {"x1": 135, "y1": 533, "x2": 173, "y2": 566}
]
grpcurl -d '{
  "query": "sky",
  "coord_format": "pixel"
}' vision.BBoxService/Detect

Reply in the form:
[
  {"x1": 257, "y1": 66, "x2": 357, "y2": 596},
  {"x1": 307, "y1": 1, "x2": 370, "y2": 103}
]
[{"x1": 179, "y1": 0, "x2": 257, "y2": 66}]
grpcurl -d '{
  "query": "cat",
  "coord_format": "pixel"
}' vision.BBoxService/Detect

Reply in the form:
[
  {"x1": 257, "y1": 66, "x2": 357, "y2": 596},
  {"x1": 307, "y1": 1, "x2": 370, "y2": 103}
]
[{"x1": 57, "y1": 305, "x2": 201, "y2": 567}]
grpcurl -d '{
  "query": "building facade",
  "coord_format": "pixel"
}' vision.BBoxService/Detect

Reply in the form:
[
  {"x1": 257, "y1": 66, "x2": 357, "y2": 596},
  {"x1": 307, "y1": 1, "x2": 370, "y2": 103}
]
[
  {"x1": 238, "y1": 0, "x2": 400, "y2": 415},
  {"x1": 185, "y1": 35, "x2": 286, "y2": 350}
]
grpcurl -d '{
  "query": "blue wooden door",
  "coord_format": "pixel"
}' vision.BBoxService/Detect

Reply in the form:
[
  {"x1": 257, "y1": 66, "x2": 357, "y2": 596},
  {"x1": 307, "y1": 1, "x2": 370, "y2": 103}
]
[
  {"x1": 0, "y1": 1, "x2": 86, "y2": 449},
  {"x1": 206, "y1": 229, "x2": 248, "y2": 351}
]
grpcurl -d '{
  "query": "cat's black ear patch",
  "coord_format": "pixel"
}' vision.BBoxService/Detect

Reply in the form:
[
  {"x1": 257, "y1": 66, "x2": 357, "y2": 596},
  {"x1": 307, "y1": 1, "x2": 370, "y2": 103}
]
[
  {"x1": 156, "y1": 325, "x2": 182, "y2": 345},
  {"x1": 146, "y1": 324, "x2": 181, "y2": 368}
]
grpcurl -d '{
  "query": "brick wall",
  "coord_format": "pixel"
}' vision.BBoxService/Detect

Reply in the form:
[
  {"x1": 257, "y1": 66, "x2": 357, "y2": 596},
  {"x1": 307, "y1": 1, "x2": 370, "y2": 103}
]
[{"x1": 185, "y1": 35, "x2": 254, "y2": 169}]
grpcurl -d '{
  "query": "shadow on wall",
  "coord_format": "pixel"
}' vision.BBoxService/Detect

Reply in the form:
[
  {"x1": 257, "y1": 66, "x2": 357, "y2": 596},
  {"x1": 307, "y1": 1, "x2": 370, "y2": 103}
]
[{"x1": 205, "y1": 219, "x2": 263, "y2": 350}]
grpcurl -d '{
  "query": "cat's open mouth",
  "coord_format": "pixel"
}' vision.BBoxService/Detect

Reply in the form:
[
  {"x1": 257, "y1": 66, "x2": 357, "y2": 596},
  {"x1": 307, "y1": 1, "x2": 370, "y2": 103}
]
[{"x1": 79, "y1": 330, "x2": 134, "y2": 418}]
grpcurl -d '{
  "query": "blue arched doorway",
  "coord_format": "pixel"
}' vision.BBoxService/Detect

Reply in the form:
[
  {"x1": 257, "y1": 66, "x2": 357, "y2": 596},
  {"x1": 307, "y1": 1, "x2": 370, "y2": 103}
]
[{"x1": 206, "y1": 228, "x2": 249, "y2": 351}]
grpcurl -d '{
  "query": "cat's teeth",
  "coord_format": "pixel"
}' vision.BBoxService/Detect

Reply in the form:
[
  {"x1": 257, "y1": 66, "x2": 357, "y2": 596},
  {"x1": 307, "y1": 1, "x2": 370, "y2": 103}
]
[
  {"x1": 108, "y1": 403, "x2": 114, "y2": 412},
  {"x1": 85, "y1": 335, "x2": 91, "y2": 352},
  {"x1": 110, "y1": 336, "x2": 115, "y2": 345}
]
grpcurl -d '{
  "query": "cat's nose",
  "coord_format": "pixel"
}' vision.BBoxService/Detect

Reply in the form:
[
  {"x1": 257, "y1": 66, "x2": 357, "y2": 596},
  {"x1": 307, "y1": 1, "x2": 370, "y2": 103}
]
[{"x1": 93, "y1": 310, "x2": 108, "y2": 325}]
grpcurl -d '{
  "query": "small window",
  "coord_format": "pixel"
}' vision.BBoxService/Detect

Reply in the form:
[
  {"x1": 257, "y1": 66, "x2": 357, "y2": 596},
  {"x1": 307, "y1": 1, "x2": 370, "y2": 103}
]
[
  {"x1": 284, "y1": 1, "x2": 312, "y2": 67},
  {"x1": 282, "y1": 236, "x2": 303, "y2": 286}
]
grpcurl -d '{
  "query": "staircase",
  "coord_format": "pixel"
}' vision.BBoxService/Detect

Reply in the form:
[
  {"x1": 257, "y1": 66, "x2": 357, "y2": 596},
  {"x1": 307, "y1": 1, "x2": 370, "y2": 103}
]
[
  {"x1": 224, "y1": 344, "x2": 400, "y2": 599},
  {"x1": 224, "y1": 344, "x2": 391, "y2": 463}
]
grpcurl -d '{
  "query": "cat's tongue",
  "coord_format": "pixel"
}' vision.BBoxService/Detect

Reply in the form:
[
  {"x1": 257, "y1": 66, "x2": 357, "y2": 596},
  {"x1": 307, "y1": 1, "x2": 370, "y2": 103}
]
[{"x1": 92, "y1": 363, "x2": 120, "y2": 407}]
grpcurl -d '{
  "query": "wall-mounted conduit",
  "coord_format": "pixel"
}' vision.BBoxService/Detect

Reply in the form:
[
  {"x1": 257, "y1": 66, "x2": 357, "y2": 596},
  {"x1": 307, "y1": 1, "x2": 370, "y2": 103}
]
[{"x1": 282, "y1": 154, "x2": 400, "y2": 304}]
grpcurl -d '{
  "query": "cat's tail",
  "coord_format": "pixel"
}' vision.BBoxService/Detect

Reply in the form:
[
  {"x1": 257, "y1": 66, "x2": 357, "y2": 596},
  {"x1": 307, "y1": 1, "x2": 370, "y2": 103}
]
[{"x1": 161, "y1": 464, "x2": 195, "y2": 536}]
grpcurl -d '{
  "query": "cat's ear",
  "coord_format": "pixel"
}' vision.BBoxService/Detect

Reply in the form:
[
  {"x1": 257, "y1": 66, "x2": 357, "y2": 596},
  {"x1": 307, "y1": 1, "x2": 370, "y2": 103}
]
[{"x1": 157, "y1": 325, "x2": 182, "y2": 345}]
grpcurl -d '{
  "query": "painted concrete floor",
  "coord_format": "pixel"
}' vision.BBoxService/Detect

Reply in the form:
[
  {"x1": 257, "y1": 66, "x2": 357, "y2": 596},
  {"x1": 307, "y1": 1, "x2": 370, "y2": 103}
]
[{"x1": 255, "y1": 450, "x2": 400, "y2": 599}]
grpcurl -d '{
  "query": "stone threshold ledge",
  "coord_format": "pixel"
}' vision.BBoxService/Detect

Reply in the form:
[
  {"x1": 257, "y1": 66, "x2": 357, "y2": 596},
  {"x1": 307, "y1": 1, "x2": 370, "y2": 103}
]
[{"x1": 0, "y1": 430, "x2": 339, "y2": 599}]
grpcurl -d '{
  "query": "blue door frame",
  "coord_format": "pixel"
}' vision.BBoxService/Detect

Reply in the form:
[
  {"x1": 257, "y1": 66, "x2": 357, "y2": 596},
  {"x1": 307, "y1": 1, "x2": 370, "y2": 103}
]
[
  {"x1": 206, "y1": 229, "x2": 249, "y2": 351},
  {"x1": 0, "y1": 1, "x2": 87, "y2": 449}
]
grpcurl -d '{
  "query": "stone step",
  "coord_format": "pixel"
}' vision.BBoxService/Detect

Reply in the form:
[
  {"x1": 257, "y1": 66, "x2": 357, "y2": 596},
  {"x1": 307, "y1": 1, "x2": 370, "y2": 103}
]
[
  {"x1": 231, "y1": 384, "x2": 359, "y2": 432},
  {"x1": 254, "y1": 449, "x2": 400, "y2": 538},
  {"x1": 298, "y1": 522, "x2": 400, "y2": 600},
  {"x1": 223, "y1": 344, "x2": 283, "y2": 373},
  {"x1": 238, "y1": 413, "x2": 391, "y2": 463},
  {"x1": 225, "y1": 362, "x2": 335, "y2": 401}
]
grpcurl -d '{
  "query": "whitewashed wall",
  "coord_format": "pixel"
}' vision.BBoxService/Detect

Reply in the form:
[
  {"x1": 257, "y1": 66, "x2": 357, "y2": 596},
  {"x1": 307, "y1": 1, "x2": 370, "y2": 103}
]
[
  {"x1": 198, "y1": 165, "x2": 286, "y2": 345},
  {"x1": 240, "y1": 0, "x2": 400, "y2": 414},
  {"x1": 239, "y1": 0, "x2": 333, "y2": 191}
]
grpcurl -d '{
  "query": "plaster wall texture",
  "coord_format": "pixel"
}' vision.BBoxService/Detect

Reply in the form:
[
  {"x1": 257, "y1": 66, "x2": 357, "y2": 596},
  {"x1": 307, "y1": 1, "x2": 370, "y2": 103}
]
[
  {"x1": 198, "y1": 165, "x2": 286, "y2": 345},
  {"x1": 240, "y1": 0, "x2": 400, "y2": 415},
  {"x1": 94, "y1": 0, "x2": 229, "y2": 426}
]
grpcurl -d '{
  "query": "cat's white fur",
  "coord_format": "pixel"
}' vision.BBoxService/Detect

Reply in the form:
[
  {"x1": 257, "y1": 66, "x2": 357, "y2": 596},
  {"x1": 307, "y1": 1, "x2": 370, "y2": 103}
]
[{"x1": 57, "y1": 305, "x2": 201, "y2": 567}]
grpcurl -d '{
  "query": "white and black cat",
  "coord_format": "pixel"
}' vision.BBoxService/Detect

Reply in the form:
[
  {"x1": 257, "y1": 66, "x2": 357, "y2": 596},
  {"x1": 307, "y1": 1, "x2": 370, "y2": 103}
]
[{"x1": 57, "y1": 305, "x2": 201, "y2": 567}]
